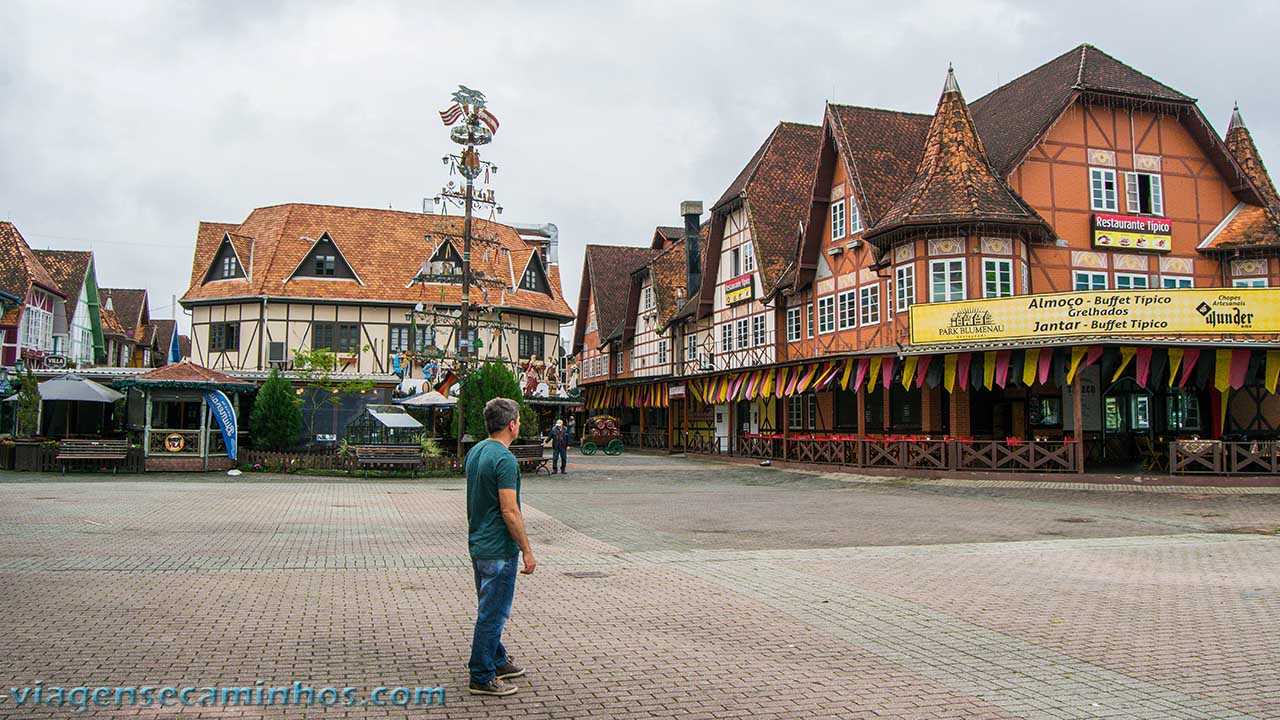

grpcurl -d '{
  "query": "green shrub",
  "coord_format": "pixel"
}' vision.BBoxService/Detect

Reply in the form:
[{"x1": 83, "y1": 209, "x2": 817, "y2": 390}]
[
  {"x1": 452, "y1": 361, "x2": 530, "y2": 441},
  {"x1": 250, "y1": 368, "x2": 303, "y2": 451}
]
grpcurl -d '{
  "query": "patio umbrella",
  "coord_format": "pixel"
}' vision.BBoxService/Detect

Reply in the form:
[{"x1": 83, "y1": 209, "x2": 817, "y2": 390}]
[{"x1": 37, "y1": 374, "x2": 125, "y2": 403}]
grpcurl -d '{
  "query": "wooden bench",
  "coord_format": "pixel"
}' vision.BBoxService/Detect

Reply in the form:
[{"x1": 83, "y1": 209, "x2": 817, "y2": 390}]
[
  {"x1": 510, "y1": 444, "x2": 551, "y2": 475},
  {"x1": 56, "y1": 439, "x2": 130, "y2": 474},
  {"x1": 354, "y1": 445, "x2": 423, "y2": 477}
]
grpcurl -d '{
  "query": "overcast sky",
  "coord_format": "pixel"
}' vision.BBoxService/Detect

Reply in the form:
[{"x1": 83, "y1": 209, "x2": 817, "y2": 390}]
[{"x1": 2, "y1": 1, "x2": 1276, "y2": 343}]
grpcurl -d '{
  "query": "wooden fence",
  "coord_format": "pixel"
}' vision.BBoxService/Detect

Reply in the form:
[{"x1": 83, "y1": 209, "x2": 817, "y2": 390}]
[
  {"x1": 1170, "y1": 440, "x2": 1280, "y2": 475},
  {"x1": 717, "y1": 435, "x2": 1083, "y2": 473}
]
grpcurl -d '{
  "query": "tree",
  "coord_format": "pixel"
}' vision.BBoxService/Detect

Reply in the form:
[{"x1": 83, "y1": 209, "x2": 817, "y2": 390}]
[
  {"x1": 250, "y1": 368, "x2": 303, "y2": 451},
  {"x1": 453, "y1": 361, "x2": 532, "y2": 442},
  {"x1": 15, "y1": 369, "x2": 41, "y2": 437},
  {"x1": 292, "y1": 347, "x2": 376, "y2": 443}
]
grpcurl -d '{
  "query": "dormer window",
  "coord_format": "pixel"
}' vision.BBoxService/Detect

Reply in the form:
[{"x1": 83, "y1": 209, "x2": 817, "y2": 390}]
[
  {"x1": 289, "y1": 232, "x2": 360, "y2": 282},
  {"x1": 518, "y1": 253, "x2": 551, "y2": 295},
  {"x1": 315, "y1": 255, "x2": 336, "y2": 276},
  {"x1": 222, "y1": 256, "x2": 238, "y2": 278},
  {"x1": 203, "y1": 234, "x2": 246, "y2": 283}
]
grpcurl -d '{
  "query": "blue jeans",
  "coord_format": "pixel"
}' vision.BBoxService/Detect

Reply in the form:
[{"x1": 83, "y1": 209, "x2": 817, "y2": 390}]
[
  {"x1": 469, "y1": 555, "x2": 518, "y2": 683},
  {"x1": 552, "y1": 446, "x2": 567, "y2": 472}
]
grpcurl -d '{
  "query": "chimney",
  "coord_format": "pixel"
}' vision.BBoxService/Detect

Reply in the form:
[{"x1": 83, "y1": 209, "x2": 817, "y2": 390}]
[{"x1": 681, "y1": 200, "x2": 702, "y2": 300}]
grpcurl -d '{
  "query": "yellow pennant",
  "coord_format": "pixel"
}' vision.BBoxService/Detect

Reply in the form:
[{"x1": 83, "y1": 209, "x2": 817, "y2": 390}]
[
  {"x1": 1267, "y1": 350, "x2": 1280, "y2": 395},
  {"x1": 840, "y1": 357, "x2": 855, "y2": 390},
  {"x1": 1022, "y1": 348, "x2": 1039, "y2": 387},
  {"x1": 1066, "y1": 345, "x2": 1087, "y2": 385},
  {"x1": 944, "y1": 354, "x2": 957, "y2": 394},
  {"x1": 1167, "y1": 347, "x2": 1184, "y2": 387},
  {"x1": 983, "y1": 350, "x2": 996, "y2": 390},
  {"x1": 1214, "y1": 349, "x2": 1232, "y2": 393},
  {"x1": 901, "y1": 356, "x2": 918, "y2": 389},
  {"x1": 1112, "y1": 347, "x2": 1136, "y2": 382},
  {"x1": 761, "y1": 368, "x2": 775, "y2": 397},
  {"x1": 869, "y1": 356, "x2": 882, "y2": 391}
]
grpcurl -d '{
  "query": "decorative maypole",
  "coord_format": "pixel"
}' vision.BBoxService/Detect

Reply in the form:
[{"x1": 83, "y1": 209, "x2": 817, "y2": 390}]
[{"x1": 437, "y1": 86, "x2": 501, "y2": 457}]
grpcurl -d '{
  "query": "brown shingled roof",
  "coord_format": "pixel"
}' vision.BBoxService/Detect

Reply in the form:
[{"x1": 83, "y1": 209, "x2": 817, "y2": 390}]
[
  {"x1": 182, "y1": 204, "x2": 574, "y2": 320},
  {"x1": 150, "y1": 319, "x2": 177, "y2": 359},
  {"x1": 99, "y1": 306, "x2": 132, "y2": 340},
  {"x1": 827, "y1": 104, "x2": 934, "y2": 227},
  {"x1": 583, "y1": 244, "x2": 662, "y2": 344},
  {"x1": 1225, "y1": 106, "x2": 1280, "y2": 212},
  {"x1": 741, "y1": 122, "x2": 821, "y2": 294},
  {"x1": 1201, "y1": 204, "x2": 1280, "y2": 251},
  {"x1": 866, "y1": 68, "x2": 1050, "y2": 248},
  {"x1": 970, "y1": 44, "x2": 1192, "y2": 176},
  {"x1": 99, "y1": 288, "x2": 148, "y2": 337},
  {"x1": 33, "y1": 250, "x2": 92, "y2": 325},
  {"x1": 0, "y1": 222, "x2": 65, "y2": 304}
]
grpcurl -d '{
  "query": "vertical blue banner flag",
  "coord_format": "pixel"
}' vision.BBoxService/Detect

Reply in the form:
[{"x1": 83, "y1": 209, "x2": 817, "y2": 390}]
[
  {"x1": 204, "y1": 390, "x2": 238, "y2": 460},
  {"x1": 168, "y1": 325, "x2": 181, "y2": 364}
]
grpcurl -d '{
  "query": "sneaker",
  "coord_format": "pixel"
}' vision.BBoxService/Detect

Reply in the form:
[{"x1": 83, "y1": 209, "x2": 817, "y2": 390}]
[
  {"x1": 496, "y1": 659, "x2": 526, "y2": 679},
  {"x1": 468, "y1": 678, "x2": 518, "y2": 696}
]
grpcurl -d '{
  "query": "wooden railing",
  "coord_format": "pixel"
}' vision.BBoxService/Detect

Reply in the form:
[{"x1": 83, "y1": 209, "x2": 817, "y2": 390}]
[
  {"x1": 717, "y1": 434, "x2": 1082, "y2": 473},
  {"x1": 1171, "y1": 440, "x2": 1280, "y2": 475}
]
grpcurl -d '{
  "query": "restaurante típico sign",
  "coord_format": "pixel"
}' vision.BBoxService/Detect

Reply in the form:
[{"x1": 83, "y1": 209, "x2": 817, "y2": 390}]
[
  {"x1": 908, "y1": 288, "x2": 1280, "y2": 345},
  {"x1": 1091, "y1": 213, "x2": 1172, "y2": 252}
]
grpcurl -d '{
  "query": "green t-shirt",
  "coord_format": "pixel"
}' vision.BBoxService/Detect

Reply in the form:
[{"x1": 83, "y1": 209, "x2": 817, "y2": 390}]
[{"x1": 465, "y1": 438, "x2": 522, "y2": 559}]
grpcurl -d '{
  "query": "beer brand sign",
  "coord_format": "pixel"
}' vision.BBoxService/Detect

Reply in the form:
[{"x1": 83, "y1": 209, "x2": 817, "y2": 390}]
[
  {"x1": 909, "y1": 288, "x2": 1280, "y2": 345},
  {"x1": 723, "y1": 274, "x2": 754, "y2": 305},
  {"x1": 1092, "y1": 213, "x2": 1171, "y2": 252}
]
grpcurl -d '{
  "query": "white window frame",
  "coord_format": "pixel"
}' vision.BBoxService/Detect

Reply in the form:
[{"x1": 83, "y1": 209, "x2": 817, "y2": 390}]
[
  {"x1": 657, "y1": 340, "x2": 667, "y2": 365},
  {"x1": 848, "y1": 198, "x2": 862, "y2": 234},
  {"x1": 736, "y1": 317, "x2": 749, "y2": 350},
  {"x1": 929, "y1": 259, "x2": 966, "y2": 303},
  {"x1": 859, "y1": 284, "x2": 880, "y2": 325},
  {"x1": 788, "y1": 396, "x2": 804, "y2": 430},
  {"x1": 785, "y1": 307, "x2": 802, "y2": 342},
  {"x1": 1233, "y1": 278, "x2": 1268, "y2": 288},
  {"x1": 1125, "y1": 171, "x2": 1164, "y2": 216},
  {"x1": 741, "y1": 241, "x2": 755, "y2": 274},
  {"x1": 831, "y1": 199, "x2": 846, "y2": 241},
  {"x1": 642, "y1": 286, "x2": 653, "y2": 310},
  {"x1": 1073, "y1": 271, "x2": 1107, "y2": 291},
  {"x1": 686, "y1": 333, "x2": 697, "y2": 362},
  {"x1": 817, "y1": 296, "x2": 835, "y2": 334},
  {"x1": 721, "y1": 323, "x2": 733, "y2": 354},
  {"x1": 1090, "y1": 167, "x2": 1118, "y2": 212},
  {"x1": 730, "y1": 247, "x2": 742, "y2": 277},
  {"x1": 806, "y1": 303, "x2": 814, "y2": 338},
  {"x1": 837, "y1": 289, "x2": 857, "y2": 330},
  {"x1": 751, "y1": 314, "x2": 766, "y2": 346},
  {"x1": 1115, "y1": 273, "x2": 1149, "y2": 290},
  {"x1": 1161, "y1": 276, "x2": 1193, "y2": 289},
  {"x1": 895, "y1": 265, "x2": 915, "y2": 312},
  {"x1": 982, "y1": 258, "x2": 1014, "y2": 298}
]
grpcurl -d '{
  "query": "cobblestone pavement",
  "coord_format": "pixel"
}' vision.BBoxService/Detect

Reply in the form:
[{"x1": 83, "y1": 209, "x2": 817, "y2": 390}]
[{"x1": 0, "y1": 454, "x2": 1277, "y2": 718}]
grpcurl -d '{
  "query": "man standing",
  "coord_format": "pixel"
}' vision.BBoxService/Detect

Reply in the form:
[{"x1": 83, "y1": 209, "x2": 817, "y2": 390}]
[
  {"x1": 567, "y1": 416, "x2": 577, "y2": 447},
  {"x1": 466, "y1": 398, "x2": 536, "y2": 696},
  {"x1": 549, "y1": 419, "x2": 569, "y2": 474}
]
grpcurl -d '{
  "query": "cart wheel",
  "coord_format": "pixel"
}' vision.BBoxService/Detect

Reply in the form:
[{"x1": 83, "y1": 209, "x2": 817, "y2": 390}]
[
  {"x1": 604, "y1": 439, "x2": 624, "y2": 456},
  {"x1": 580, "y1": 441, "x2": 597, "y2": 456}
]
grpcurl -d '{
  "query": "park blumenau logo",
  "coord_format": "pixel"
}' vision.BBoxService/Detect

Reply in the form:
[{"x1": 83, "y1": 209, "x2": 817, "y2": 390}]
[
  {"x1": 1196, "y1": 297, "x2": 1255, "y2": 329},
  {"x1": 939, "y1": 308, "x2": 1004, "y2": 338}
]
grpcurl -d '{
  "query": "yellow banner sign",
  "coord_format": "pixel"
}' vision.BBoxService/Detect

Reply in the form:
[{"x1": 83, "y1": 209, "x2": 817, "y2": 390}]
[{"x1": 908, "y1": 288, "x2": 1280, "y2": 345}]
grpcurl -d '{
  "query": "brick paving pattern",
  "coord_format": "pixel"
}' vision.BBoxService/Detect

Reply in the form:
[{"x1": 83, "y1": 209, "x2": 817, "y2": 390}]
[{"x1": 0, "y1": 453, "x2": 1277, "y2": 718}]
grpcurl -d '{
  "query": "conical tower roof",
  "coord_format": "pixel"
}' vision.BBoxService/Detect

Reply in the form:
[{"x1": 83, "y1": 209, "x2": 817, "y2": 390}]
[
  {"x1": 865, "y1": 67, "x2": 1050, "y2": 247},
  {"x1": 1225, "y1": 103, "x2": 1280, "y2": 211}
]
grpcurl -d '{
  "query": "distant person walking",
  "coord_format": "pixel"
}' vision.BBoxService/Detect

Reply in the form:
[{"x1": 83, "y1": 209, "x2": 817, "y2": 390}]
[
  {"x1": 549, "y1": 419, "x2": 570, "y2": 474},
  {"x1": 465, "y1": 398, "x2": 536, "y2": 696},
  {"x1": 567, "y1": 417, "x2": 577, "y2": 447}
]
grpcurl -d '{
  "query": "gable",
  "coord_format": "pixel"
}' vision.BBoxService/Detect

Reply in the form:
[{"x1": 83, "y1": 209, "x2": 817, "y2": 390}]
[
  {"x1": 429, "y1": 239, "x2": 463, "y2": 265},
  {"x1": 518, "y1": 252, "x2": 551, "y2": 295},
  {"x1": 288, "y1": 232, "x2": 361, "y2": 282},
  {"x1": 203, "y1": 235, "x2": 246, "y2": 283}
]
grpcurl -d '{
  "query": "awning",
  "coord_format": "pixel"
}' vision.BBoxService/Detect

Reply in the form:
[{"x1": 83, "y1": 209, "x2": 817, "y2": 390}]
[
  {"x1": 37, "y1": 374, "x2": 125, "y2": 403},
  {"x1": 395, "y1": 390, "x2": 456, "y2": 408}
]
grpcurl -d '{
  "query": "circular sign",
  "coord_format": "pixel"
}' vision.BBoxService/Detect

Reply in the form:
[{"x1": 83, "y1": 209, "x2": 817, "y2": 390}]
[{"x1": 164, "y1": 433, "x2": 186, "y2": 453}]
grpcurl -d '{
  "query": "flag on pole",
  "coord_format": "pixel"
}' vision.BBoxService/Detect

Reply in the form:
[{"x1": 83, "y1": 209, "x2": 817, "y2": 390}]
[
  {"x1": 478, "y1": 108, "x2": 500, "y2": 133},
  {"x1": 439, "y1": 103, "x2": 464, "y2": 126}
]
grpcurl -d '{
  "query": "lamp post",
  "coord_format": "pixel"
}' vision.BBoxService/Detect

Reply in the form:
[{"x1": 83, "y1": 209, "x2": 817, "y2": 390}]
[{"x1": 435, "y1": 86, "x2": 502, "y2": 459}]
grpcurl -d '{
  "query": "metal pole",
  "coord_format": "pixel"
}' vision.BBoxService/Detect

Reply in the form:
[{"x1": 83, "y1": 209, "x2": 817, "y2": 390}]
[{"x1": 456, "y1": 169, "x2": 474, "y2": 461}]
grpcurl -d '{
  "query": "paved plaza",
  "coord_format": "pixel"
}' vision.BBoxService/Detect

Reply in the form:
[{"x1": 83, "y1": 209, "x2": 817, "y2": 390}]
[{"x1": 1, "y1": 453, "x2": 1278, "y2": 719}]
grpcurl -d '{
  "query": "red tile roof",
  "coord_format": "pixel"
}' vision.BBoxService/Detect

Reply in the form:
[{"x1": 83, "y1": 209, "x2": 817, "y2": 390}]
[
  {"x1": 32, "y1": 250, "x2": 91, "y2": 325},
  {"x1": 581, "y1": 244, "x2": 662, "y2": 345},
  {"x1": 866, "y1": 69, "x2": 1051, "y2": 247},
  {"x1": 99, "y1": 306, "x2": 132, "y2": 340},
  {"x1": 1202, "y1": 204, "x2": 1280, "y2": 251},
  {"x1": 99, "y1": 288, "x2": 148, "y2": 338},
  {"x1": 741, "y1": 123, "x2": 821, "y2": 295},
  {"x1": 1225, "y1": 106, "x2": 1280, "y2": 212},
  {"x1": 118, "y1": 360, "x2": 254, "y2": 390},
  {"x1": 827, "y1": 104, "x2": 934, "y2": 227},
  {"x1": 150, "y1": 319, "x2": 177, "y2": 358},
  {"x1": 0, "y1": 222, "x2": 65, "y2": 306},
  {"x1": 182, "y1": 204, "x2": 573, "y2": 319}
]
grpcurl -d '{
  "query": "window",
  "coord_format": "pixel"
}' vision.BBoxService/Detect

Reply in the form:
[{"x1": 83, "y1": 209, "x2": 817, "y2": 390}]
[
  {"x1": 807, "y1": 394, "x2": 817, "y2": 430},
  {"x1": 643, "y1": 286, "x2": 654, "y2": 310},
  {"x1": 807, "y1": 303, "x2": 814, "y2": 338},
  {"x1": 336, "y1": 323, "x2": 360, "y2": 353},
  {"x1": 817, "y1": 296, "x2": 835, "y2": 334},
  {"x1": 929, "y1": 259, "x2": 965, "y2": 302},
  {"x1": 982, "y1": 259, "x2": 1013, "y2": 298},
  {"x1": 730, "y1": 247, "x2": 741, "y2": 277},
  {"x1": 21, "y1": 305, "x2": 53, "y2": 352},
  {"x1": 686, "y1": 333, "x2": 697, "y2": 362},
  {"x1": 721, "y1": 323, "x2": 733, "y2": 353},
  {"x1": 848, "y1": 199, "x2": 862, "y2": 234},
  {"x1": 1074, "y1": 271, "x2": 1107, "y2": 291},
  {"x1": 221, "y1": 256, "x2": 238, "y2": 278},
  {"x1": 895, "y1": 265, "x2": 915, "y2": 311},
  {"x1": 751, "y1": 315, "x2": 766, "y2": 346},
  {"x1": 603, "y1": 353, "x2": 610, "y2": 375},
  {"x1": 315, "y1": 255, "x2": 336, "y2": 276},
  {"x1": 311, "y1": 322, "x2": 333, "y2": 351},
  {"x1": 1115, "y1": 274, "x2": 1148, "y2": 290},
  {"x1": 837, "y1": 290, "x2": 857, "y2": 330},
  {"x1": 1090, "y1": 168, "x2": 1118, "y2": 211},
  {"x1": 657, "y1": 340, "x2": 667, "y2": 365},
  {"x1": 1131, "y1": 395, "x2": 1151, "y2": 430},
  {"x1": 736, "y1": 318, "x2": 749, "y2": 350},
  {"x1": 786, "y1": 307, "x2": 802, "y2": 342},
  {"x1": 1233, "y1": 278, "x2": 1268, "y2": 288},
  {"x1": 309, "y1": 322, "x2": 358, "y2": 353},
  {"x1": 519, "y1": 256, "x2": 551, "y2": 293},
  {"x1": 1167, "y1": 391, "x2": 1201, "y2": 431},
  {"x1": 518, "y1": 330, "x2": 545, "y2": 360},
  {"x1": 741, "y1": 241, "x2": 755, "y2": 273},
  {"x1": 389, "y1": 325, "x2": 410, "y2": 353},
  {"x1": 1029, "y1": 397, "x2": 1062, "y2": 427},
  {"x1": 860, "y1": 284, "x2": 880, "y2": 325},
  {"x1": 1161, "y1": 276, "x2": 1193, "y2": 289},
  {"x1": 788, "y1": 396, "x2": 804, "y2": 430},
  {"x1": 831, "y1": 199, "x2": 846, "y2": 240},
  {"x1": 209, "y1": 322, "x2": 239, "y2": 352},
  {"x1": 1125, "y1": 172, "x2": 1164, "y2": 216},
  {"x1": 613, "y1": 349, "x2": 623, "y2": 374}
]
